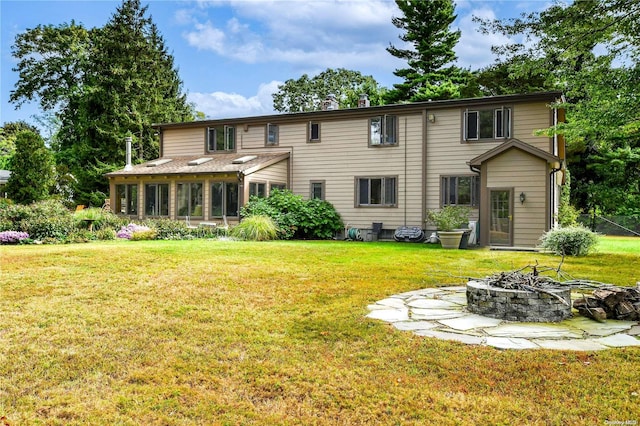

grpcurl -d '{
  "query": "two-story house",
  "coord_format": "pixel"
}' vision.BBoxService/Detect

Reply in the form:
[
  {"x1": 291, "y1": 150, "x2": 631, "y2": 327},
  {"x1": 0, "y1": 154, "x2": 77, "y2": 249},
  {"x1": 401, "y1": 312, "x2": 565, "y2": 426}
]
[{"x1": 106, "y1": 91, "x2": 565, "y2": 248}]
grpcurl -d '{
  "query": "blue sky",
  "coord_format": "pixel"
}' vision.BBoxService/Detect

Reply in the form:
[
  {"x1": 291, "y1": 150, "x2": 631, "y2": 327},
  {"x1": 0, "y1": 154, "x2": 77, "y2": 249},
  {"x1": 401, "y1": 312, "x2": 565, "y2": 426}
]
[{"x1": 0, "y1": 0, "x2": 549, "y2": 129}]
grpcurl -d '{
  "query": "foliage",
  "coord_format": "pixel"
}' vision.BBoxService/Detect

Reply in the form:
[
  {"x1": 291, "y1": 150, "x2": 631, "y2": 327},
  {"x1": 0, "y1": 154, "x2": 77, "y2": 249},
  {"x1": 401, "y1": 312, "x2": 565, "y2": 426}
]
[
  {"x1": 476, "y1": 0, "x2": 640, "y2": 215},
  {"x1": 0, "y1": 199, "x2": 76, "y2": 241},
  {"x1": 143, "y1": 218, "x2": 195, "y2": 240},
  {"x1": 4, "y1": 130, "x2": 55, "y2": 204},
  {"x1": 1, "y1": 240, "x2": 639, "y2": 424},
  {"x1": 11, "y1": 0, "x2": 194, "y2": 205},
  {"x1": 0, "y1": 121, "x2": 41, "y2": 170},
  {"x1": 539, "y1": 225, "x2": 600, "y2": 256},
  {"x1": 241, "y1": 189, "x2": 343, "y2": 240},
  {"x1": 74, "y1": 207, "x2": 122, "y2": 231},
  {"x1": 426, "y1": 205, "x2": 471, "y2": 231},
  {"x1": 0, "y1": 230, "x2": 30, "y2": 244},
  {"x1": 116, "y1": 223, "x2": 153, "y2": 240},
  {"x1": 557, "y1": 169, "x2": 580, "y2": 227},
  {"x1": 272, "y1": 68, "x2": 386, "y2": 112},
  {"x1": 230, "y1": 215, "x2": 278, "y2": 241},
  {"x1": 385, "y1": 0, "x2": 469, "y2": 103}
]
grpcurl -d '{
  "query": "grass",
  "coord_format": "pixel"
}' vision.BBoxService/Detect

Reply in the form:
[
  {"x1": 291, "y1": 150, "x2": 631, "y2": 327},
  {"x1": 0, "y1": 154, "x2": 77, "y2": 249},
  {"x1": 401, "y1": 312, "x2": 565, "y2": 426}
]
[{"x1": 1, "y1": 237, "x2": 639, "y2": 425}]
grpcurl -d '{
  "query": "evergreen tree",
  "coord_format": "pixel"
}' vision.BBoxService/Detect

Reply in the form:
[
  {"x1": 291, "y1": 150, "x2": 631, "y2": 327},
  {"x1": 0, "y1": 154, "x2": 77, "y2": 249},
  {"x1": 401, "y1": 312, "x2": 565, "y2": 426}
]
[
  {"x1": 385, "y1": 0, "x2": 468, "y2": 103},
  {"x1": 5, "y1": 131, "x2": 55, "y2": 204},
  {"x1": 11, "y1": 0, "x2": 194, "y2": 205}
]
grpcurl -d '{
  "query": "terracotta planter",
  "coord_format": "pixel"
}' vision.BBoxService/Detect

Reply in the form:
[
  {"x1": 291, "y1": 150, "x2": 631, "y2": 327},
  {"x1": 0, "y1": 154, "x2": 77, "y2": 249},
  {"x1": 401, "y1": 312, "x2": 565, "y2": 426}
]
[{"x1": 437, "y1": 230, "x2": 464, "y2": 249}]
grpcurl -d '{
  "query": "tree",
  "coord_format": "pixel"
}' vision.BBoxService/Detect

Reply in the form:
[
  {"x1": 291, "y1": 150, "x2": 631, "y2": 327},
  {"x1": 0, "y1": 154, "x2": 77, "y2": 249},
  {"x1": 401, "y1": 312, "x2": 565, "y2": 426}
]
[
  {"x1": 10, "y1": 0, "x2": 194, "y2": 205},
  {"x1": 385, "y1": 0, "x2": 469, "y2": 103},
  {"x1": 5, "y1": 130, "x2": 55, "y2": 204},
  {"x1": 272, "y1": 68, "x2": 386, "y2": 113},
  {"x1": 476, "y1": 0, "x2": 640, "y2": 215},
  {"x1": 0, "y1": 121, "x2": 41, "y2": 170}
]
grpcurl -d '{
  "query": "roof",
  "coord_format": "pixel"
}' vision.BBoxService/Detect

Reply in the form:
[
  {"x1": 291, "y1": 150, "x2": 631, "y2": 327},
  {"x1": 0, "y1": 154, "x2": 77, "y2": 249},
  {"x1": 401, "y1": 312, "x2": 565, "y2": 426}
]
[
  {"x1": 153, "y1": 91, "x2": 564, "y2": 130},
  {"x1": 105, "y1": 152, "x2": 290, "y2": 178},
  {"x1": 468, "y1": 138, "x2": 561, "y2": 167}
]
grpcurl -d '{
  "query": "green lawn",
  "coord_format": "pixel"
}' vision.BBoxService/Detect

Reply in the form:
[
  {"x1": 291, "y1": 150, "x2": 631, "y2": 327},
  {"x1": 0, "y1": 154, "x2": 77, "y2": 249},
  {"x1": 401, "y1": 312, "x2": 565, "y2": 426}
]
[{"x1": 1, "y1": 237, "x2": 639, "y2": 425}]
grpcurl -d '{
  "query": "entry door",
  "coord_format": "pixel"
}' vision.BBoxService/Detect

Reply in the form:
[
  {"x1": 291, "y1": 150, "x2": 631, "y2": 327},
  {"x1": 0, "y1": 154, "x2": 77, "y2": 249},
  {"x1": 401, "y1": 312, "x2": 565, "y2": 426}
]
[{"x1": 489, "y1": 189, "x2": 513, "y2": 246}]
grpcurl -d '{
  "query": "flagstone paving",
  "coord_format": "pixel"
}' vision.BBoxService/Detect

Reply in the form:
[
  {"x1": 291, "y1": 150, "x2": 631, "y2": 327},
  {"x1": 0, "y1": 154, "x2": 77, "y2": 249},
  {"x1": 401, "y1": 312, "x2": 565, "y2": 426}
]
[{"x1": 366, "y1": 286, "x2": 640, "y2": 351}]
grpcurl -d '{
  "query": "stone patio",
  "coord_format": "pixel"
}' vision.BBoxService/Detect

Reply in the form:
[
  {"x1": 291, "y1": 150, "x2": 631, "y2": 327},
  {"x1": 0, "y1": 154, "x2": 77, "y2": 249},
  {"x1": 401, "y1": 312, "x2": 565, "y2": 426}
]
[{"x1": 367, "y1": 286, "x2": 640, "y2": 350}]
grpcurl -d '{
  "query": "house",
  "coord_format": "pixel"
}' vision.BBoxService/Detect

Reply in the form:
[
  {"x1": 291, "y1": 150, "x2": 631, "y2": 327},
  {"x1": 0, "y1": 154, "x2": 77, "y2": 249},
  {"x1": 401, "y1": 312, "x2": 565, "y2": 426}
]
[
  {"x1": 106, "y1": 91, "x2": 565, "y2": 248},
  {"x1": 0, "y1": 170, "x2": 10, "y2": 198}
]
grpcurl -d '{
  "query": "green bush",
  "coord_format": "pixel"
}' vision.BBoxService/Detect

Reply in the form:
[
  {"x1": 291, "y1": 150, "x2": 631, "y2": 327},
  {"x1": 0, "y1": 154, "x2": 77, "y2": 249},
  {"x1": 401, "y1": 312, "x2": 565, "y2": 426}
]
[
  {"x1": 230, "y1": 215, "x2": 278, "y2": 241},
  {"x1": 241, "y1": 189, "x2": 343, "y2": 240},
  {"x1": 143, "y1": 219, "x2": 194, "y2": 240},
  {"x1": 539, "y1": 225, "x2": 600, "y2": 256},
  {"x1": 0, "y1": 199, "x2": 77, "y2": 241},
  {"x1": 74, "y1": 207, "x2": 122, "y2": 231},
  {"x1": 94, "y1": 228, "x2": 117, "y2": 240},
  {"x1": 130, "y1": 229, "x2": 158, "y2": 241}
]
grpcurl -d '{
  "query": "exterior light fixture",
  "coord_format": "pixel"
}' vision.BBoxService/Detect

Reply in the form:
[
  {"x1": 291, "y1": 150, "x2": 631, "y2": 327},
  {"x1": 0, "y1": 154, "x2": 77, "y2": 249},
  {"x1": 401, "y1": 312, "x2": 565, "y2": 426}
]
[
  {"x1": 520, "y1": 192, "x2": 526, "y2": 204},
  {"x1": 428, "y1": 113, "x2": 436, "y2": 123}
]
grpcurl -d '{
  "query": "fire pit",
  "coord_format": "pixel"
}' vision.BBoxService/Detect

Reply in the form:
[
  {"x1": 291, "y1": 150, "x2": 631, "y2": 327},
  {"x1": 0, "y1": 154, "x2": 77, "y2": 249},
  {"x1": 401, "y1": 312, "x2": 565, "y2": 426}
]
[{"x1": 466, "y1": 271, "x2": 572, "y2": 323}]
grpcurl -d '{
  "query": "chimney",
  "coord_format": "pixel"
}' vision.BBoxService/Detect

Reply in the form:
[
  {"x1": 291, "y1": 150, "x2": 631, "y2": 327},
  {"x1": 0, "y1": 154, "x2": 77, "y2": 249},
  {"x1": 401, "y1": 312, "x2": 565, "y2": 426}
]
[
  {"x1": 321, "y1": 94, "x2": 339, "y2": 111},
  {"x1": 124, "y1": 136, "x2": 133, "y2": 171},
  {"x1": 358, "y1": 94, "x2": 370, "y2": 108}
]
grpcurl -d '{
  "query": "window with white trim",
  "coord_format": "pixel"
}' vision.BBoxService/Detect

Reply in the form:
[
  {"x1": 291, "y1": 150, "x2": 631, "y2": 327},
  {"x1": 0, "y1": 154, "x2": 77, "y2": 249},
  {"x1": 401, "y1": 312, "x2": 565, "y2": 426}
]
[
  {"x1": 464, "y1": 107, "x2": 511, "y2": 141},
  {"x1": 207, "y1": 125, "x2": 236, "y2": 152},
  {"x1": 357, "y1": 176, "x2": 397, "y2": 206},
  {"x1": 441, "y1": 175, "x2": 480, "y2": 207},
  {"x1": 369, "y1": 115, "x2": 398, "y2": 146},
  {"x1": 266, "y1": 123, "x2": 279, "y2": 146}
]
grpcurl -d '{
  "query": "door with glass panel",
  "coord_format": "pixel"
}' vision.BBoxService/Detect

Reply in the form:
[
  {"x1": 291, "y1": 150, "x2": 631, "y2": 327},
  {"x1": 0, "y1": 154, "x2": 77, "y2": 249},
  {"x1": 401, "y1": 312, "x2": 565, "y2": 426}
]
[{"x1": 489, "y1": 189, "x2": 513, "y2": 246}]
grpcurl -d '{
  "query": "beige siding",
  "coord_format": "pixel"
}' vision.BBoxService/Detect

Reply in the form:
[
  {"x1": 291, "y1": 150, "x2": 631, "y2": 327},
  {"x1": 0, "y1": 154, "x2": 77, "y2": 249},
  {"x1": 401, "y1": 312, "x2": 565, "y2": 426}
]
[
  {"x1": 289, "y1": 114, "x2": 425, "y2": 230},
  {"x1": 512, "y1": 102, "x2": 553, "y2": 151},
  {"x1": 163, "y1": 128, "x2": 205, "y2": 157},
  {"x1": 239, "y1": 125, "x2": 267, "y2": 149},
  {"x1": 245, "y1": 160, "x2": 290, "y2": 201},
  {"x1": 486, "y1": 149, "x2": 548, "y2": 247}
]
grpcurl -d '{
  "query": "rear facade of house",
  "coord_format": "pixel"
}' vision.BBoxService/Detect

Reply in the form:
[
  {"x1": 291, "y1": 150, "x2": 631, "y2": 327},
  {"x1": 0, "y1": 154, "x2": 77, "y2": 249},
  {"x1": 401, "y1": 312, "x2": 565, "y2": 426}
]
[{"x1": 106, "y1": 91, "x2": 565, "y2": 248}]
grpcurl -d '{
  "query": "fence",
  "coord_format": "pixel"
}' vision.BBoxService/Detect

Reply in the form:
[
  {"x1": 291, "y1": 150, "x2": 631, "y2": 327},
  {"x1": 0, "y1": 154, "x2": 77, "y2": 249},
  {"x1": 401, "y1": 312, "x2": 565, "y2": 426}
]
[{"x1": 577, "y1": 215, "x2": 640, "y2": 236}]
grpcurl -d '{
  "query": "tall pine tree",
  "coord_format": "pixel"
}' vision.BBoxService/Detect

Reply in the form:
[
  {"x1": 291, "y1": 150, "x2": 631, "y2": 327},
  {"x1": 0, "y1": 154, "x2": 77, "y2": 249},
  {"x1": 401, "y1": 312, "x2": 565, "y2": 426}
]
[
  {"x1": 11, "y1": 0, "x2": 194, "y2": 205},
  {"x1": 386, "y1": 0, "x2": 468, "y2": 103}
]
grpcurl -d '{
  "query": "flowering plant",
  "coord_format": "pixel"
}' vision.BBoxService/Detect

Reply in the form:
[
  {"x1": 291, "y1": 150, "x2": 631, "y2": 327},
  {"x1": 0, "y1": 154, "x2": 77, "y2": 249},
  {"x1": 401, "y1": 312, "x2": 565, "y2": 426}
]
[
  {"x1": 116, "y1": 223, "x2": 152, "y2": 240},
  {"x1": 0, "y1": 230, "x2": 30, "y2": 244}
]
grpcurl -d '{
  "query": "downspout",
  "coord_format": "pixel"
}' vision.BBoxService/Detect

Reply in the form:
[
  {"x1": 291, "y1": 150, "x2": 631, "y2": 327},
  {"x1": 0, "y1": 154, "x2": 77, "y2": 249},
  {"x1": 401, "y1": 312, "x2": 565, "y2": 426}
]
[
  {"x1": 404, "y1": 117, "x2": 408, "y2": 226},
  {"x1": 237, "y1": 170, "x2": 245, "y2": 219}
]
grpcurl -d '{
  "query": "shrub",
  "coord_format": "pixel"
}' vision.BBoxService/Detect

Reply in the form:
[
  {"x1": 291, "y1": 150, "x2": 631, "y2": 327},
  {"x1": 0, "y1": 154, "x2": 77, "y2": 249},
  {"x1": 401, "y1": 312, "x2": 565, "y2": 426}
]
[
  {"x1": 74, "y1": 207, "x2": 121, "y2": 231},
  {"x1": 94, "y1": 228, "x2": 117, "y2": 241},
  {"x1": 1, "y1": 199, "x2": 77, "y2": 241},
  {"x1": 130, "y1": 229, "x2": 158, "y2": 241},
  {"x1": 539, "y1": 225, "x2": 600, "y2": 256},
  {"x1": 230, "y1": 215, "x2": 278, "y2": 241},
  {"x1": 426, "y1": 206, "x2": 471, "y2": 231},
  {"x1": 143, "y1": 219, "x2": 194, "y2": 240},
  {"x1": 241, "y1": 189, "x2": 343, "y2": 240},
  {"x1": 0, "y1": 230, "x2": 30, "y2": 244},
  {"x1": 117, "y1": 223, "x2": 153, "y2": 240}
]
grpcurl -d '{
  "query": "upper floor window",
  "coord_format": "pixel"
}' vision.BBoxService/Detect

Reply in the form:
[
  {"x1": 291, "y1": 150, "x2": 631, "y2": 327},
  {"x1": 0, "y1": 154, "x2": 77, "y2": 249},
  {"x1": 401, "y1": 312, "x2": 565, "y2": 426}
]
[
  {"x1": 369, "y1": 115, "x2": 398, "y2": 146},
  {"x1": 357, "y1": 176, "x2": 397, "y2": 207},
  {"x1": 266, "y1": 123, "x2": 279, "y2": 146},
  {"x1": 464, "y1": 107, "x2": 511, "y2": 141},
  {"x1": 441, "y1": 175, "x2": 479, "y2": 207},
  {"x1": 207, "y1": 126, "x2": 236, "y2": 152},
  {"x1": 308, "y1": 122, "x2": 320, "y2": 143}
]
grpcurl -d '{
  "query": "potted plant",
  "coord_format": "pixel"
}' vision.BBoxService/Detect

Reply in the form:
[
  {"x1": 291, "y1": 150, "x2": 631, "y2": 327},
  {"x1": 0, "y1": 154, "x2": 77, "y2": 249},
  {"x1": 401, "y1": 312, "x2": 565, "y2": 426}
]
[{"x1": 426, "y1": 206, "x2": 471, "y2": 249}]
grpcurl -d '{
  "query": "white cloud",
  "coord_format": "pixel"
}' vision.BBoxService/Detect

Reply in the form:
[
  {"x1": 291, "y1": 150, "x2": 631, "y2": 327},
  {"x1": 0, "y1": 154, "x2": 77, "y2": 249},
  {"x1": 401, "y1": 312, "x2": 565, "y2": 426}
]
[
  {"x1": 188, "y1": 80, "x2": 283, "y2": 119},
  {"x1": 183, "y1": 21, "x2": 227, "y2": 54}
]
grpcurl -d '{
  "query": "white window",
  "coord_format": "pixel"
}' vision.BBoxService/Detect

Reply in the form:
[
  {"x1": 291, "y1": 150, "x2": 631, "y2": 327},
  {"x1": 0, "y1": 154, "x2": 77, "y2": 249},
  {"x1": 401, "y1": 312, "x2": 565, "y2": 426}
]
[
  {"x1": 369, "y1": 115, "x2": 398, "y2": 146},
  {"x1": 266, "y1": 123, "x2": 279, "y2": 146},
  {"x1": 464, "y1": 107, "x2": 511, "y2": 141},
  {"x1": 207, "y1": 126, "x2": 236, "y2": 152}
]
